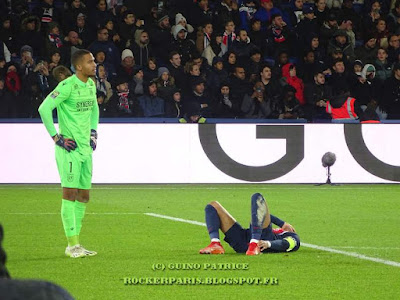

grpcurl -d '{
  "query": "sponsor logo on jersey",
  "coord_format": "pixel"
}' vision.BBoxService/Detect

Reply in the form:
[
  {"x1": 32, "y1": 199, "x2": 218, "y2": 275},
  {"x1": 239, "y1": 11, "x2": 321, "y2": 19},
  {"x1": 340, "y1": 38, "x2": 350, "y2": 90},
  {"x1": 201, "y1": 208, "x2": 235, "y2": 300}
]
[
  {"x1": 50, "y1": 91, "x2": 60, "y2": 99},
  {"x1": 76, "y1": 100, "x2": 94, "y2": 112}
]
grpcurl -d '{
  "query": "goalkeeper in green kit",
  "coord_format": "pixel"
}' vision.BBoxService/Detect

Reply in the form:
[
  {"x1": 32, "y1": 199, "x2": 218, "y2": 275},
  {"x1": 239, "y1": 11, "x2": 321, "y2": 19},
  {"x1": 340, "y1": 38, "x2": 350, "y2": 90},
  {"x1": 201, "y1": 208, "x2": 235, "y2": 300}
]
[{"x1": 38, "y1": 49, "x2": 99, "y2": 258}]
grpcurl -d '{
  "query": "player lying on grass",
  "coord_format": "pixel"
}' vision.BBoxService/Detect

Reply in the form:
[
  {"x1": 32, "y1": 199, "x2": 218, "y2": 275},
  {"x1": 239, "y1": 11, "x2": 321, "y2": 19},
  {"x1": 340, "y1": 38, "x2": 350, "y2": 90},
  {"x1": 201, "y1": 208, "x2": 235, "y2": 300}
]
[{"x1": 199, "y1": 193, "x2": 300, "y2": 255}]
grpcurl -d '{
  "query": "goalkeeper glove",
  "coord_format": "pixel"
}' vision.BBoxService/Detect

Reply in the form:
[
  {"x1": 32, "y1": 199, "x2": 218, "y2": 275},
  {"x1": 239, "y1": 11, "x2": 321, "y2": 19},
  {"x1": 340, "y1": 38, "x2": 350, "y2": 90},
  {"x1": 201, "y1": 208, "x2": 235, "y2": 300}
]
[
  {"x1": 53, "y1": 134, "x2": 77, "y2": 152},
  {"x1": 90, "y1": 129, "x2": 97, "y2": 151}
]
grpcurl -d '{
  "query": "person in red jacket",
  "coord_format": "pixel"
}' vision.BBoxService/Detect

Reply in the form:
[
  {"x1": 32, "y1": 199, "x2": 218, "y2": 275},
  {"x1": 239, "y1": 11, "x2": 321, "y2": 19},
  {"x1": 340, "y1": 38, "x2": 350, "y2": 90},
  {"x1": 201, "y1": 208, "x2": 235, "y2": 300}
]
[{"x1": 281, "y1": 63, "x2": 305, "y2": 105}]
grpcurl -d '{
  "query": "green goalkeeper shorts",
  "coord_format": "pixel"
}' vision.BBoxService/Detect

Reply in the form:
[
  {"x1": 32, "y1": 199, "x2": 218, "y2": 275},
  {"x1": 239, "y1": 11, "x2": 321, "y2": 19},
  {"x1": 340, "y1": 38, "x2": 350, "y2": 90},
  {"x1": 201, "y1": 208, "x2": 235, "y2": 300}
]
[{"x1": 55, "y1": 147, "x2": 93, "y2": 190}]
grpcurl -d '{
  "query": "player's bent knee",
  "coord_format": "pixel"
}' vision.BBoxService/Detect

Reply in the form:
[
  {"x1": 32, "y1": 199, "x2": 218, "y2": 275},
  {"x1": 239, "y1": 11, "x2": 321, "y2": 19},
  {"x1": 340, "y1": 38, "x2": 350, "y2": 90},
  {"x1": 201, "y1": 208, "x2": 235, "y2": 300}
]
[{"x1": 209, "y1": 201, "x2": 221, "y2": 209}]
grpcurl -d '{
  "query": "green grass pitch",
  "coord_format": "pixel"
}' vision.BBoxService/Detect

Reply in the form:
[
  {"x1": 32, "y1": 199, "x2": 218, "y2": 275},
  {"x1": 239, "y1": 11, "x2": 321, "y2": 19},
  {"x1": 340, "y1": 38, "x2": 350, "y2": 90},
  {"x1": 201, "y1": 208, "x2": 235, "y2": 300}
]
[{"x1": 1, "y1": 184, "x2": 400, "y2": 299}]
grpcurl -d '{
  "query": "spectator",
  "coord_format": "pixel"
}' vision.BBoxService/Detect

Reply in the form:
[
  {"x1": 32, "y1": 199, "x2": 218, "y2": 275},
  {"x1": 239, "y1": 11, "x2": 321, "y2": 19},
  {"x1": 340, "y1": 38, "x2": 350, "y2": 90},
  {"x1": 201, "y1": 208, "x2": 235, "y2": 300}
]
[
  {"x1": 297, "y1": 49, "x2": 324, "y2": 83},
  {"x1": 170, "y1": 25, "x2": 197, "y2": 66},
  {"x1": 72, "y1": 13, "x2": 94, "y2": 48},
  {"x1": 45, "y1": 22, "x2": 63, "y2": 56},
  {"x1": 307, "y1": 33, "x2": 326, "y2": 64},
  {"x1": 241, "y1": 81, "x2": 272, "y2": 118},
  {"x1": 0, "y1": 40, "x2": 10, "y2": 63},
  {"x1": 3, "y1": 63, "x2": 23, "y2": 117},
  {"x1": 373, "y1": 19, "x2": 390, "y2": 49},
  {"x1": 351, "y1": 63, "x2": 379, "y2": 108},
  {"x1": 165, "y1": 87, "x2": 183, "y2": 118},
  {"x1": 149, "y1": 11, "x2": 171, "y2": 64},
  {"x1": 329, "y1": 59, "x2": 352, "y2": 94},
  {"x1": 88, "y1": 0, "x2": 113, "y2": 31},
  {"x1": 387, "y1": 0, "x2": 400, "y2": 33},
  {"x1": 253, "y1": 0, "x2": 283, "y2": 32},
  {"x1": 17, "y1": 15, "x2": 44, "y2": 58},
  {"x1": 231, "y1": 29, "x2": 258, "y2": 64},
  {"x1": 130, "y1": 66, "x2": 145, "y2": 98},
  {"x1": 61, "y1": 31, "x2": 83, "y2": 68},
  {"x1": 315, "y1": 0, "x2": 329, "y2": 28},
  {"x1": 104, "y1": 18, "x2": 122, "y2": 51},
  {"x1": 374, "y1": 48, "x2": 393, "y2": 84},
  {"x1": 296, "y1": 6, "x2": 319, "y2": 51},
  {"x1": 304, "y1": 70, "x2": 333, "y2": 120},
  {"x1": 94, "y1": 49, "x2": 116, "y2": 81},
  {"x1": 65, "y1": 0, "x2": 87, "y2": 30},
  {"x1": 19, "y1": 45, "x2": 35, "y2": 79},
  {"x1": 224, "y1": 50, "x2": 237, "y2": 75},
  {"x1": 281, "y1": 63, "x2": 305, "y2": 105},
  {"x1": 32, "y1": 0, "x2": 62, "y2": 34},
  {"x1": 167, "y1": 51, "x2": 186, "y2": 90},
  {"x1": 273, "y1": 85, "x2": 305, "y2": 119},
  {"x1": 206, "y1": 56, "x2": 228, "y2": 96},
  {"x1": 129, "y1": 30, "x2": 153, "y2": 67},
  {"x1": 287, "y1": 0, "x2": 305, "y2": 28},
  {"x1": 228, "y1": 65, "x2": 252, "y2": 113},
  {"x1": 119, "y1": 10, "x2": 138, "y2": 48},
  {"x1": 387, "y1": 34, "x2": 400, "y2": 64},
  {"x1": 216, "y1": 0, "x2": 241, "y2": 29},
  {"x1": 52, "y1": 65, "x2": 72, "y2": 83},
  {"x1": 214, "y1": 81, "x2": 239, "y2": 118},
  {"x1": 171, "y1": 13, "x2": 195, "y2": 40},
  {"x1": 355, "y1": 34, "x2": 378, "y2": 64},
  {"x1": 0, "y1": 76, "x2": 6, "y2": 118},
  {"x1": 88, "y1": 26, "x2": 120, "y2": 68},
  {"x1": 265, "y1": 14, "x2": 293, "y2": 57},
  {"x1": 190, "y1": 0, "x2": 217, "y2": 29},
  {"x1": 381, "y1": 62, "x2": 400, "y2": 119},
  {"x1": 108, "y1": 76, "x2": 141, "y2": 117},
  {"x1": 26, "y1": 60, "x2": 51, "y2": 117},
  {"x1": 202, "y1": 31, "x2": 223, "y2": 66},
  {"x1": 363, "y1": 1, "x2": 383, "y2": 37},
  {"x1": 327, "y1": 29, "x2": 355, "y2": 63},
  {"x1": 221, "y1": 20, "x2": 236, "y2": 55},
  {"x1": 0, "y1": 15, "x2": 17, "y2": 56},
  {"x1": 117, "y1": 49, "x2": 136, "y2": 79},
  {"x1": 248, "y1": 19, "x2": 265, "y2": 55},
  {"x1": 320, "y1": 12, "x2": 338, "y2": 49},
  {"x1": 180, "y1": 100, "x2": 207, "y2": 123},
  {"x1": 95, "y1": 63, "x2": 112, "y2": 103},
  {"x1": 196, "y1": 21, "x2": 213, "y2": 55},
  {"x1": 260, "y1": 63, "x2": 282, "y2": 112},
  {"x1": 185, "y1": 77, "x2": 213, "y2": 117},
  {"x1": 143, "y1": 57, "x2": 158, "y2": 82},
  {"x1": 48, "y1": 49, "x2": 61, "y2": 73},
  {"x1": 239, "y1": 0, "x2": 258, "y2": 32},
  {"x1": 156, "y1": 67, "x2": 176, "y2": 101},
  {"x1": 138, "y1": 79, "x2": 165, "y2": 117}
]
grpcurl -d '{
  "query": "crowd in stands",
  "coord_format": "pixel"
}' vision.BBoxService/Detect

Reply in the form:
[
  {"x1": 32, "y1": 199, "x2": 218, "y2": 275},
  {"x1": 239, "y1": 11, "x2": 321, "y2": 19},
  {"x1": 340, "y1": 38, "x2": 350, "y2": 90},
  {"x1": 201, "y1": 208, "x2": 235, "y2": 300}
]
[{"x1": 0, "y1": 0, "x2": 400, "y2": 122}]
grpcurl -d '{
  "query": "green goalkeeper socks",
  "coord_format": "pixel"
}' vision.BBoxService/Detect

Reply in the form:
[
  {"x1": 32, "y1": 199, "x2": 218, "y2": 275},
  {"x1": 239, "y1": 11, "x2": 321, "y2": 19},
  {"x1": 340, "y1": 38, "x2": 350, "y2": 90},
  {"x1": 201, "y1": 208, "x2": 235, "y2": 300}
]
[
  {"x1": 61, "y1": 199, "x2": 79, "y2": 246},
  {"x1": 75, "y1": 201, "x2": 87, "y2": 236}
]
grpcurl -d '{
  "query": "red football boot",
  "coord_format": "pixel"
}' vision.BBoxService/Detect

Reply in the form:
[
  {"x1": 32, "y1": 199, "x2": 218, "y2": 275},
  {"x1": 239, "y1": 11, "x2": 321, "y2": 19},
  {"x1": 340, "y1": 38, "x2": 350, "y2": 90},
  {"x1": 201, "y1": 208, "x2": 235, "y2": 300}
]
[
  {"x1": 246, "y1": 242, "x2": 261, "y2": 255},
  {"x1": 199, "y1": 241, "x2": 225, "y2": 254}
]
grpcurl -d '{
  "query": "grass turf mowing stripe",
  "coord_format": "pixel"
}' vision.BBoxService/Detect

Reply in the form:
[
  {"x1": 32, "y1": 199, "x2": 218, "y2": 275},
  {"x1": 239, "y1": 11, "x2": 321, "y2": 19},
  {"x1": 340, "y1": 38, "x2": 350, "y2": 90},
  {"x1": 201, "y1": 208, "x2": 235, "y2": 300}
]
[{"x1": 144, "y1": 213, "x2": 400, "y2": 268}]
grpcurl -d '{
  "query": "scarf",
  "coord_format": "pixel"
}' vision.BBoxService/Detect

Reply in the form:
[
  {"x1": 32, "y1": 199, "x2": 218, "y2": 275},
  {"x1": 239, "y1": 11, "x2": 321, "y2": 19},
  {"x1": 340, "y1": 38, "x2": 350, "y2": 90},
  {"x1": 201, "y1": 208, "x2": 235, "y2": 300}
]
[
  {"x1": 49, "y1": 33, "x2": 63, "y2": 48},
  {"x1": 118, "y1": 91, "x2": 130, "y2": 112},
  {"x1": 5, "y1": 71, "x2": 21, "y2": 93},
  {"x1": 272, "y1": 25, "x2": 285, "y2": 43},
  {"x1": 221, "y1": 31, "x2": 236, "y2": 54},
  {"x1": 96, "y1": 78, "x2": 107, "y2": 95},
  {"x1": 204, "y1": 32, "x2": 211, "y2": 50}
]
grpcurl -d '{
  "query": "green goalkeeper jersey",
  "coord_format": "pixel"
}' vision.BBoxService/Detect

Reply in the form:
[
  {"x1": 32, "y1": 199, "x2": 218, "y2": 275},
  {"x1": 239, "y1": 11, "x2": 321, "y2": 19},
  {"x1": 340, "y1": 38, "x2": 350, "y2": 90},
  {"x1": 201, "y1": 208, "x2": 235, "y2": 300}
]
[{"x1": 38, "y1": 74, "x2": 99, "y2": 155}]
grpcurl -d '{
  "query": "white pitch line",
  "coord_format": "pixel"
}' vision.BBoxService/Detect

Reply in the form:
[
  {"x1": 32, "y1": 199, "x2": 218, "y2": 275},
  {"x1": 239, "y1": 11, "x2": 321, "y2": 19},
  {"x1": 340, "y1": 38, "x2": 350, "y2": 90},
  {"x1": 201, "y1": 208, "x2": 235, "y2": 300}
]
[
  {"x1": 1, "y1": 212, "x2": 143, "y2": 215},
  {"x1": 0, "y1": 186, "x2": 398, "y2": 190},
  {"x1": 326, "y1": 246, "x2": 400, "y2": 250},
  {"x1": 144, "y1": 213, "x2": 400, "y2": 268}
]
